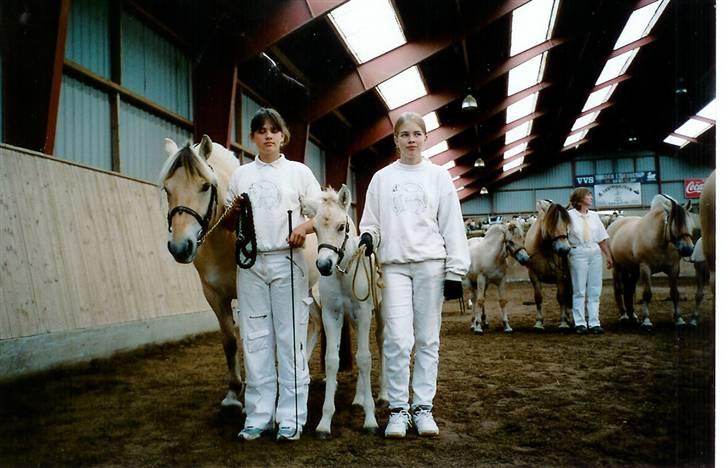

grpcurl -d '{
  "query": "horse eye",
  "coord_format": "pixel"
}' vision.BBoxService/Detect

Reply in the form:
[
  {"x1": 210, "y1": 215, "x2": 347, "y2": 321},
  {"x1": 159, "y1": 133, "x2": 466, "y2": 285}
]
[
  {"x1": 338, "y1": 224, "x2": 345, "y2": 232},
  {"x1": 201, "y1": 183, "x2": 211, "y2": 192}
]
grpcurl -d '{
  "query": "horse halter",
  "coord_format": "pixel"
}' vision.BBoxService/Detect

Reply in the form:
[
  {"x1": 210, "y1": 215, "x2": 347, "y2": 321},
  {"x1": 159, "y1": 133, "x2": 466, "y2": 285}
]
[
  {"x1": 166, "y1": 184, "x2": 218, "y2": 247},
  {"x1": 662, "y1": 199, "x2": 691, "y2": 247},
  {"x1": 318, "y1": 220, "x2": 350, "y2": 272}
]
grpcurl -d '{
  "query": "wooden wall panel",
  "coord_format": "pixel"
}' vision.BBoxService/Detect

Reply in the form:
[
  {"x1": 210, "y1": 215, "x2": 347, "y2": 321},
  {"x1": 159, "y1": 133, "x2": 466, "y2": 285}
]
[{"x1": 0, "y1": 145, "x2": 210, "y2": 340}]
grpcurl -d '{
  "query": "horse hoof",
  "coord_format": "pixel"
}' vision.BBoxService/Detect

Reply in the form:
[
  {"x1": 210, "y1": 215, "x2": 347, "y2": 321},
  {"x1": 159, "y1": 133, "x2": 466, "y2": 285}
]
[
  {"x1": 362, "y1": 426, "x2": 378, "y2": 435},
  {"x1": 688, "y1": 320, "x2": 698, "y2": 328},
  {"x1": 473, "y1": 328, "x2": 484, "y2": 335},
  {"x1": 675, "y1": 318, "x2": 687, "y2": 327},
  {"x1": 641, "y1": 324, "x2": 653, "y2": 333},
  {"x1": 504, "y1": 327, "x2": 513, "y2": 334},
  {"x1": 316, "y1": 430, "x2": 332, "y2": 440}
]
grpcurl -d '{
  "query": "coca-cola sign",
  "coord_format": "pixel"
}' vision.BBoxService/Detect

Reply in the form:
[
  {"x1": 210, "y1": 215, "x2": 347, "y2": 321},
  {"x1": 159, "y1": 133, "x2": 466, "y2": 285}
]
[{"x1": 684, "y1": 178, "x2": 704, "y2": 199}]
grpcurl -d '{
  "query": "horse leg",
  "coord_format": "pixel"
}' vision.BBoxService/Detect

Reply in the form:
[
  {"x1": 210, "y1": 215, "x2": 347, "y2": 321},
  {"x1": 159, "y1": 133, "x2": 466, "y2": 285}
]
[
  {"x1": 473, "y1": 274, "x2": 488, "y2": 334},
  {"x1": 613, "y1": 266, "x2": 628, "y2": 322},
  {"x1": 690, "y1": 260, "x2": 709, "y2": 327},
  {"x1": 307, "y1": 298, "x2": 322, "y2": 363},
  {"x1": 669, "y1": 267, "x2": 686, "y2": 327},
  {"x1": 529, "y1": 270, "x2": 545, "y2": 330},
  {"x1": 623, "y1": 268, "x2": 639, "y2": 325},
  {"x1": 315, "y1": 306, "x2": 344, "y2": 439},
  {"x1": 352, "y1": 303, "x2": 378, "y2": 434},
  {"x1": 202, "y1": 287, "x2": 243, "y2": 412},
  {"x1": 556, "y1": 273, "x2": 571, "y2": 331},
  {"x1": 639, "y1": 264, "x2": 654, "y2": 331},
  {"x1": 495, "y1": 279, "x2": 512, "y2": 333}
]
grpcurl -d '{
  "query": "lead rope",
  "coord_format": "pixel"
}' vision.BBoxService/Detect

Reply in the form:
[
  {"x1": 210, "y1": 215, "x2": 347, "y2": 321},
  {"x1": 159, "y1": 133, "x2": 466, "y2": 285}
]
[
  {"x1": 351, "y1": 247, "x2": 383, "y2": 312},
  {"x1": 235, "y1": 194, "x2": 256, "y2": 269}
]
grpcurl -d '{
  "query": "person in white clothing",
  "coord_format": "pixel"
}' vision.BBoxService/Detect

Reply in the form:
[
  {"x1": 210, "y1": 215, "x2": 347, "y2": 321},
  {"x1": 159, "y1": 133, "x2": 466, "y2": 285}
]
[
  {"x1": 567, "y1": 187, "x2": 614, "y2": 335},
  {"x1": 358, "y1": 112, "x2": 470, "y2": 438},
  {"x1": 224, "y1": 108, "x2": 321, "y2": 442}
]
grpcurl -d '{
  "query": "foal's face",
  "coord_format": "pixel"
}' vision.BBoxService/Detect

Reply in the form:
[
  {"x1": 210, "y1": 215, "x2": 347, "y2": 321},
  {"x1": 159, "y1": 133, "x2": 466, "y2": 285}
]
[{"x1": 313, "y1": 203, "x2": 349, "y2": 276}]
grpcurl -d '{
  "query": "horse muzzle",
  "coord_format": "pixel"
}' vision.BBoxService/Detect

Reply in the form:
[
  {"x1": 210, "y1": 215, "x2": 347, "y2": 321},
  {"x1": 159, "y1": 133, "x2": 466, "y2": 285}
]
[
  {"x1": 552, "y1": 239, "x2": 571, "y2": 257},
  {"x1": 316, "y1": 257, "x2": 334, "y2": 276},
  {"x1": 514, "y1": 250, "x2": 530, "y2": 266},
  {"x1": 676, "y1": 238, "x2": 694, "y2": 258},
  {"x1": 168, "y1": 239, "x2": 196, "y2": 264}
]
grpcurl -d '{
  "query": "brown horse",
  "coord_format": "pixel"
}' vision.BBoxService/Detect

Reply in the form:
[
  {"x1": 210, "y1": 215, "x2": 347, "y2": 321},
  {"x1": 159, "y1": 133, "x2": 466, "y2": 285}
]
[
  {"x1": 160, "y1": 135, "x2": 321, "y2": 412},
  {"x1": 690, "y1": 170, "x2": 715, "y2": 326},
  {"x1": 608, "y1": 194, "x2": 694, "y2": 330},
  {"x1": 524, "y1": 200, "x2": 573, "y2": 331}
]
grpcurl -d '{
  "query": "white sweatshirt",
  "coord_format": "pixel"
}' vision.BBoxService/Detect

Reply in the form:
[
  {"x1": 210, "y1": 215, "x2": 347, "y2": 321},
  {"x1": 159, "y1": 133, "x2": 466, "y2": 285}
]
[
  {"x1": 359, "y1": 160, "x2": 470, "y2": 280},
  {"x1": 226, "y1": 155, "x2": 321, "y2": 252}
]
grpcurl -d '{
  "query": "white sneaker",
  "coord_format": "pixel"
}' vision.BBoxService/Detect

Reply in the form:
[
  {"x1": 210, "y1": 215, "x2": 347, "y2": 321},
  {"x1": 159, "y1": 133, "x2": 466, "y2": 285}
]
[
  {"x1": 413, "y1": 406, "x2": 439, "y2": 436},
  {"x1": 384, "y1": 408, "x2": 411, "y2": 438}
]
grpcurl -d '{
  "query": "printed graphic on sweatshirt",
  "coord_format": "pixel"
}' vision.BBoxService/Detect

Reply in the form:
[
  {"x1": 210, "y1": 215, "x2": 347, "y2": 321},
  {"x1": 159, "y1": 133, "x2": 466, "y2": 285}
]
[
  {"x1": 248, "y1": 179, "x2": 282, "y2": 210},
  {"x1": 392, "y1": 182, "x2": 428, "y2": 215}
]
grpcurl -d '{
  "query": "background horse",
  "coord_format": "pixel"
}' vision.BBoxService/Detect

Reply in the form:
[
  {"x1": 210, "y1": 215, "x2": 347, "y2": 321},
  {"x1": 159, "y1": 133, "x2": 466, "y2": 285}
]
[
  {"x1": 690, "y1": 170, "x2": 715, "y2": 326},
  {"x1": 464, "y1": 223, "x2": 529, "y2": 333},
  {"x1": 302, "y1": 185, "x2": 385, "y2": 439},
  {"x1": 608, "y1": 194, "x2": 694, "y2": 330},
  {"x1": 524, "y1": 200, "x2": 572, "y2": 331},
  {"x1": 160, "y1": 136, "x2": 321, "y2": 412}
]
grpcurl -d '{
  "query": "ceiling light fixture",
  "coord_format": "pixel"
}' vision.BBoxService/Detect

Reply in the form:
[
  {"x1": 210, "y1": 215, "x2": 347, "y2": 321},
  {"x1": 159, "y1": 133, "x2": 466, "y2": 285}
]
[
  {"x1": 480, "y1": 187, "x2": 489, "y2": 195},
  {"x1": 474, "y1": 157, "x2": 485, "y2": 168},
  {"x1": 462, "y1": 93, "x2": 478, "y2": 110}
]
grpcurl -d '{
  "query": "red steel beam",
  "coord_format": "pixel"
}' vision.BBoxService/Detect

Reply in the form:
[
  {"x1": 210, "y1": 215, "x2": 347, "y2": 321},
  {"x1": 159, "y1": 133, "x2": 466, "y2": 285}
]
[
  {"x1": 457, "y1": 186, "x2": 481, "y2": 201},
  {"x1": 608, "y1": 35, "x2": 656, "y2": 59}
]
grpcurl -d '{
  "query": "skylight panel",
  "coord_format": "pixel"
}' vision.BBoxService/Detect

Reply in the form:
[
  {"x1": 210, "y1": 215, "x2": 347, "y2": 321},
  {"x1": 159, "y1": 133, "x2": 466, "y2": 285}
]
[
  {"x1": 564, "y1": 130, "x2": 587, "y2": 147},
  {"x1": 422, "y1": 140, "x2": 449, "y2": 158},
  {"x1": 328, "y1": 0, "x2": 406, "y2": 64},
  {"x1": 613, "y1": 1, "x2": 666, "y2": 49},
  {"x1": 504, "y1": 143, "x2": 527, "y2": 159},
  {"x1": 697, "y1": 99, "x2": 716, "y2": 120},
  {"x1": 506, "y1": 93, "x2": 539, "y2": 124},
  {"x1": 507, "y1": 55, "x2": 542, "y2": 96},
  {"x1": 376, "y1": 66, "x2": 427, "y2": 110},
  {"x1": 571, "y1": 111, "x2": 598, "y2": 131},
  {"x1": 674, "y1": 119, "x2": 712, "y2": 138},
  {"x1": 582, "y1": 85, "x2": 614, "y2": 112},
  {"x1": 663, "y1": 135, "x2": 689, "y2": 148},
  {"x1": 503, "y1": 157, "x2": 525, "y2": 172},
  {"x1": 505, "y1": 121, "x2": 532, "y2": 145},
  {"x1": 510, "y1": 0, "x2": 561, "y2": 56},
  {"x1": 423, "y1": 112, "x2": 440, "y2": 132},
  {"x1": 441, "y1": 160, "x2": 456, "y2": 170},
  {"x1": 456, "y1": 186, "x2": 465, "y2": 192},
  {"x1": 451, "y1": 176, "x2": 461, "y2": 182},
  {"x1": 595, "y1": 49, "x2": 638, "y2": 85}
]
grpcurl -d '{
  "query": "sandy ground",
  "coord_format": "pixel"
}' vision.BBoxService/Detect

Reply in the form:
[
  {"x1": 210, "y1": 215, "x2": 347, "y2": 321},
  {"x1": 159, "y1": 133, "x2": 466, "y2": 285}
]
[{"x1": 0, "y1": 277, "x2": 714, "y2": 466}]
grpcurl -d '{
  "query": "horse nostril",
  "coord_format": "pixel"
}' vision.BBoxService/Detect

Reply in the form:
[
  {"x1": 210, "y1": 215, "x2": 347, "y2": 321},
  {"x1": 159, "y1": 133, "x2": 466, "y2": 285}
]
[{"x1": 316, "y1": 258, "x2": 333, "y2": 275}]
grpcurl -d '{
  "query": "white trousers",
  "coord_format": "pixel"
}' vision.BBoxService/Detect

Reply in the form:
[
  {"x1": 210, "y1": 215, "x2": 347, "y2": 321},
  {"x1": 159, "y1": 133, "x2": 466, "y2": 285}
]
[
  {"x1": 568, "y1": 244, "x2": 603, "y2": 327},
  {"x1": 236, "y1": 249, "x2": 310, "y2": 430},
  {"x1": 381, "y1": 260, "x2": 445, "y2": 410}
]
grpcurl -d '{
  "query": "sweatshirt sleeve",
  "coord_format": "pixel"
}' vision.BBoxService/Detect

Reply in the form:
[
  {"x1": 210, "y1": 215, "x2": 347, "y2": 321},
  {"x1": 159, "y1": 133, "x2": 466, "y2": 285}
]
[
  {"x1": 436, "y1": 170, "x2": 470, "y2": 280},
  {"x1": 358, "y1": 173, "x2": 382, "y2": 248}
]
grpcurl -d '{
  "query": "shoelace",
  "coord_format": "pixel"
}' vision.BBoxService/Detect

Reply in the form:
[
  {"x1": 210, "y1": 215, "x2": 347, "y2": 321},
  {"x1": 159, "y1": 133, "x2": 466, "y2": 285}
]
[{"x1": 390, "y1": 410, "x2": 412, "y2": 426}]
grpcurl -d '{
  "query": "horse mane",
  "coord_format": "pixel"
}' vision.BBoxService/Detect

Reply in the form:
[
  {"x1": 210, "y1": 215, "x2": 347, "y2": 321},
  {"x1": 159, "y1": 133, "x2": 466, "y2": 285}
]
[
  {"x1": 319, "y1": 187, "x2": 339, "y2": 207},
  {"x1": 543, "y1": 202, "x2": 570, "y2": 233},
  {"x1": 665, "y1": 194, "x2": 688, "y2": 230},
  {"x1": 158, "y1": 143, "x2": 217, "y2": 186}
]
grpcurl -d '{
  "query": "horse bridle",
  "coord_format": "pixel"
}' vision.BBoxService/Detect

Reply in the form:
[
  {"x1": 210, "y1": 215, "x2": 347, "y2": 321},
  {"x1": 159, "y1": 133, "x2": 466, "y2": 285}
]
[
  {"x1": 662, "y1": 198, "x2": 691, "y2": 247},
  {"x1": 166, "y1": 183, "x2": 218, "y2": 247},
  {"x1": 318, "y1": 220, "x2": 350, "y2": 272}
]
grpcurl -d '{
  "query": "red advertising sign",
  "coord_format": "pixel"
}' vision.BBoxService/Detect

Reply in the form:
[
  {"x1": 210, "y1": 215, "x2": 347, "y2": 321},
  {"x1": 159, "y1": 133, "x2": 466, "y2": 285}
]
[{"x1": 684, "y1": 178, "x2": 704, "y2": 199}]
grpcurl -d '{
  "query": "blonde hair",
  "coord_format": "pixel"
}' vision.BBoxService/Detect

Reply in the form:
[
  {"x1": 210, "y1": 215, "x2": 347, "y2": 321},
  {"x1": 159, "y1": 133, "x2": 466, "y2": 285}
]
[
  {"x1": 569, "y1": 187, "x2": 592, "y2": 211},
  {"x1": 394, "y1": 112, "x2": 427, "y2": 136}
]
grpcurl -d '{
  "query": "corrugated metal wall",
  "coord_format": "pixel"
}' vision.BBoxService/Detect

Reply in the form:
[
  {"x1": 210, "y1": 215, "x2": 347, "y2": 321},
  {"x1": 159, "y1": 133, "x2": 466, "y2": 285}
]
[
  {"x1": 121, "y1": 13, "x2": 192, "y2": 119},
  {"x1": 240, "y1": 94, "x2": 263, "y2": 152},
  {"x1": 65, "y1": 0, "x2": 111, "y2": 78},
  {"x1": 659, "y1": 155, "x2": 713, "y2": 181},
  {"x1": 54, "y1": 76, "x2": 112, "y2": 170},
  {"x1": 306, "y1": 140, "x2": 325, "y2": 184},
  {"x1": 461, "y1": 194, "x2": 492, "y2": 215},
  {"x1": 119, "y1": 102, "x2": 191, "y2": 181}
]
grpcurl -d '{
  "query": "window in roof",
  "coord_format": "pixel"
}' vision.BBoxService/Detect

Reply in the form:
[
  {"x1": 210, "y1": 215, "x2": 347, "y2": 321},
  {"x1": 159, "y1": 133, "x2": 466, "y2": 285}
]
[
  {"x1": 613, "y1": 0, "x2": 667, "y2": 50},
  {"x1": 504, "y1": 143, "x2": 527, "y2": 159},
  {"x1": 422, "y1": 140, "x2": 449, "y2": 158},
  {"x1": 451, "y1": 175, "x2": 461, "y2": 182},
  {"x1": 674, "y1": 118, "x2": 712, "y2": 139},
  {"x1": 505, "y1": 121, "x2": 532, "y2": 145},
  {"x1": 375, "y1": 66, "x2": 428, "y2": 110},
  {"x1": 456, "y1": 186, "x2": 465, "y2": 192},
  {"x1": 328, "y1": 0, "x2": 406, "y2": 64},
  {"x1": 507, "y1": 54, "x2": 544, "y2": 96},
  {"x1": 663, "y1": 135, "x2": 689, "y2": 148},
  {"x1": 510, "y1": 0, "x2": 561, "y2": 56},
  {"x1": 697, "y1": 99, "x2": 716, "y2": 120},
  {"x1": 571, "y1": 111, "x2": 598, "y2": 131},
  {"x1": 441, "y1": 160, "x2": 456, "y2": 170},
  {"x1": 423, "y1": 111, "x2": 440, "y2": 132},
  {"x1": 506, "y1": 92, "x2": 539, "y2": 124},
  {"x1": 595, "y1": 49, "x2": 638, "y2": 85},
  {"x1": 564, "y1": 130, "x2": 587, "y2": 147},
  {"x1": 582, "y1": 85, "x2": 614, "y2": 112},
  {"x1": 503, "y1": 157, "x2": 525, "y2": 172}
]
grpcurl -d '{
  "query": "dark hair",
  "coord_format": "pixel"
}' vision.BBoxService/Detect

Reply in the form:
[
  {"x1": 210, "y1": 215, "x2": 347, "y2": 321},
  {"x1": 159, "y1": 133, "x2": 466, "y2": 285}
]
[
  {"x1": 569, "y1": 187, "x2": 592, "y2": 211},
  {"x1": 250, "y1": 108, "x2": 290, "y2": 146}
]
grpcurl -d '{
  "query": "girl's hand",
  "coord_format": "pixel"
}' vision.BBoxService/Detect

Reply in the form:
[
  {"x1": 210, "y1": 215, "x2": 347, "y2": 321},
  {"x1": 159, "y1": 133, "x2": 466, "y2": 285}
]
[{"x1": 288, "y1": 224, "x2": 307, "y2": 247}]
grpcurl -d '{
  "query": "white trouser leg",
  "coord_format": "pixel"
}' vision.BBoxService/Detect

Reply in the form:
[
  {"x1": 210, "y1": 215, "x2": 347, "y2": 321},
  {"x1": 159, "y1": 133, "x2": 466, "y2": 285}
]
[
  {"x1": 411, "y1": 260, "x2": 445, "y2": 408},
  {"x1": 584, "y1": 247, "x2": 603, "y2": 327},
  {"x1": 237, "y1": 255, "x2": 276, "y2": 429},
  {"x1": 269, "y1": 250, "x2": 310, "y2": 430},
  {"x1": 381, "y1": 264, "x2": 415, "y2": 410}
]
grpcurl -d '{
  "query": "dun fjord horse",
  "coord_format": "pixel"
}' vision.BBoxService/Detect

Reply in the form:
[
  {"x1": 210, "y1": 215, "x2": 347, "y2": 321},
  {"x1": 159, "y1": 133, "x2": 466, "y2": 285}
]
[
  {"x1": 524, "y1": 200, "x2": 573, "y2": 331},
  {"x1": 160, "y1": 136, "x2": 321, "y2": 412},
  {"x1": 464, "y1": 223, "x2": 530, "y2": 333},
  {"x1": 302, "y1": 185, "x2": 385, "y2": 439},
  {"x1": 691, "y1": 170, "x2": 715, "y2": 326},
  {"x1": 608, "y1": 194, "x2": 694, "y2": 330}
]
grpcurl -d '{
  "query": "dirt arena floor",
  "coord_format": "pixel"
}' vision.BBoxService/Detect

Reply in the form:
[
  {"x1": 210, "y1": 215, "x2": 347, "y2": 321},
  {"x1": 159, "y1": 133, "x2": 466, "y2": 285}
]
[{"x1": 0, "y1": 277, "x2": 714, "y2": 466}]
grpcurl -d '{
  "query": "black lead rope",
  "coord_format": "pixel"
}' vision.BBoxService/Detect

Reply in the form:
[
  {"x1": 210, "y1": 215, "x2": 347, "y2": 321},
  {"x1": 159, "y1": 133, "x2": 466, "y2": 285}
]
[{"x1": 235, "y1": 193, "x2": 257, "y2": 269}]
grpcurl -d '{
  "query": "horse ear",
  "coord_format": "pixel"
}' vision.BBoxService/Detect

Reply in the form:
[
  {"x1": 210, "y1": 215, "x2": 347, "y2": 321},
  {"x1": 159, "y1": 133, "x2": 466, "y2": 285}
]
[
  {"x1": 536, "y1": 199, "x2": 550, "y2": 217},
  {"x1": 338, "y1": 184, "x2": 352, "y2": 211},
  {"x1": 164, "y1": 138, "x2": 178, "y2": 157},
  {"x1": 684, "y1": 199, "x2": 693, "y2": 212},
  {"x1": 301, "y1": 196, "x2": 319, "y2": 218},
  {"x1": 199, "y1": 135, "x2": 214, "y2": 160}
]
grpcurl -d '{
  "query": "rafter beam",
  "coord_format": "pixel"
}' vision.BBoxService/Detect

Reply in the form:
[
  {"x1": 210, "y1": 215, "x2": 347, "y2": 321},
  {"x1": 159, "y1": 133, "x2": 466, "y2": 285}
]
[
  {"x1": 608, "y1": 34, "x2": 656, "y2": 59},
  {"x1": 457, "y1": 186, "x2": 481, "y2": 201},
  {"x1": 237, "y1": 0, "x2": 347, "y2": 63}
]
